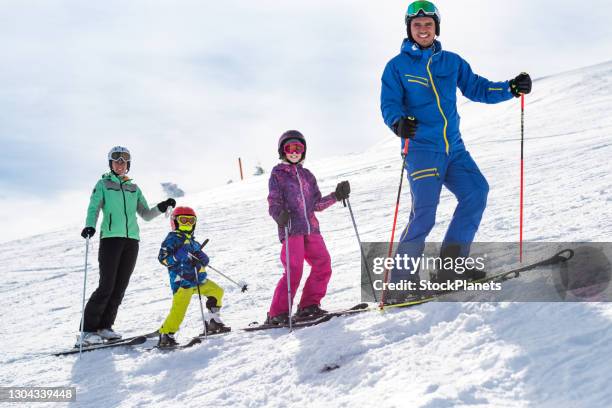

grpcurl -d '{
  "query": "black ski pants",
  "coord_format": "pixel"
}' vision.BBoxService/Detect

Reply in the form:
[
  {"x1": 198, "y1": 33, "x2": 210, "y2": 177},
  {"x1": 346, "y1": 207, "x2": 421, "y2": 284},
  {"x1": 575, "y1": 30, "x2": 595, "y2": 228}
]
[{"x1": 82, "y1": 238, "x2": 139, "y2": 331}]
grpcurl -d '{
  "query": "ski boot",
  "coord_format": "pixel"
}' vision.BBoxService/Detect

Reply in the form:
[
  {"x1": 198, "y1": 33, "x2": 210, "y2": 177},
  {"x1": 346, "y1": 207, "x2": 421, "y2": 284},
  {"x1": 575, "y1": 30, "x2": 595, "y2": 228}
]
[
  {"x1": 264, "y1": 312, "x2": 290, "y2": 325},
  {"x1": 294, "y1": 304, "x2": 328, "y2": 320},
  {"x1": 98, "y1": 328, "x2": 122, "y2": 341},
  {"x1": 74, "y1": 332, "x2": 104, "y2": 347},
  {"x1": 157, "y1": 333, "x2": 178, "y2": 348},
  {"x1": 204, "y1": 307, "x2": 231, "y2": 334},
  {"x1": 204, "y1": 319, "x2": 231, "y2": 334}
]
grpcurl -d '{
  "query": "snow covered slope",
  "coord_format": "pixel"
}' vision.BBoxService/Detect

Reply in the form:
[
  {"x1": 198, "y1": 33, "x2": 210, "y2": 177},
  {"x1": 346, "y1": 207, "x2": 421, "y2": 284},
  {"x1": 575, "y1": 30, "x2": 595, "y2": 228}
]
[{"x1": 2, "y1": 61, "x2": 612, "y2": 407}]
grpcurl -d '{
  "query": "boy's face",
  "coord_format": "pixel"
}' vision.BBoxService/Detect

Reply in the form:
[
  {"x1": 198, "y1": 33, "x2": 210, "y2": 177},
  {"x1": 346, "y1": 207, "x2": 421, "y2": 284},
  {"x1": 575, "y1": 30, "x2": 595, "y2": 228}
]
[{"x1": 410, "y1": 16, "x2": 436, "y2": 48}]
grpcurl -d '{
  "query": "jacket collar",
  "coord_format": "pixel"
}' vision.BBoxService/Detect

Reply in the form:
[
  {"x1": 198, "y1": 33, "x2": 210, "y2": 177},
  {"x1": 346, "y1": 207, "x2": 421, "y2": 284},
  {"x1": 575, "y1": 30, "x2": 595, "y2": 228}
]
[
  {"x1": 277, "y1": 161, "x2": 303, "y2": 172},
  {"x1": 103, "y1": 171, "x2": 132, "y2": 183},
  {"x1": 401, "y1": 38, "x2": 442, "y2": 58}
]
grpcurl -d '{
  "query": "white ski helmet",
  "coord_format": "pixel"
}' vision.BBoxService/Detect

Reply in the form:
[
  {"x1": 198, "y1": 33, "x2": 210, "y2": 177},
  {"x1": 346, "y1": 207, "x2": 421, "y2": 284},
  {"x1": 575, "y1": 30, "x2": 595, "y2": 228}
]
[{"x1": 108, "y1": 146, "x2": 131, "y2": 172}]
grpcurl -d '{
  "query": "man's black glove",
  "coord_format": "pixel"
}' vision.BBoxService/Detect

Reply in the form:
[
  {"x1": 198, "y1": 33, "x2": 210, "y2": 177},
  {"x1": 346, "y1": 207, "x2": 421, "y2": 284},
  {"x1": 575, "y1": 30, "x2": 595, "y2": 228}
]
[
  {"x1": 509, "y1": 72, "x2": 532, "y2": 97},
  {"x1": 81, "y1": 227, "x2": 95, "y2": 239},
  {"x1": 276, "y1": 210, "x2": 290, "y2": 227},
  {"x1": 393, "y1": 116, "x2": 418, "y2": 139},
  {"x1": 335, "y1": 180, "x2": 350, "y2": 201},
  {"x1": 157, "y1": 198, "x2": 176, "y2": 212}
]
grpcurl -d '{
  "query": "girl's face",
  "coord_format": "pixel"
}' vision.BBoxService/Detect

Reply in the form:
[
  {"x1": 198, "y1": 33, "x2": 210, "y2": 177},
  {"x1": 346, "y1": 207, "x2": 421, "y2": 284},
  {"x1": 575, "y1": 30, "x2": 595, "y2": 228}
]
[
  {"x1": 283, "y1": 142, "x2": 305, "y2": 164},
  {"x1": 286, "y1": 151, "x2": 303, "y2": 164}
]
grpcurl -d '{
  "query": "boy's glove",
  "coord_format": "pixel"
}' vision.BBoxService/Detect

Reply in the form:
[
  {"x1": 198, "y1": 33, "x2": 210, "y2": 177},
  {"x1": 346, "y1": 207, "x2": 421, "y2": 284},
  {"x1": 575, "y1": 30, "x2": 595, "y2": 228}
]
[
  {"x1": 276, "y1": 210, "x2": 290, "y2": 227},
  {"x1": 335, "y1": 180, "x2": 350, "y2": 201},
  {"x1": 393, "y1": 116, "x2": 418, "y2": 139},
  {"x1": 175, "y1": 246, "x2": 191, "y2": 263},
  {"x1": 189, "y1": 252, "x2": 208, "y2": 268},
  {"x1": 157, "y1": 198, "x2": 176, "y2": 213},
  {"x1": 509, "y1": 72, "x2": 532, "y2": 97},
  {"x1": 81, "y1": 227, "x2": 95, "y2": 238}
]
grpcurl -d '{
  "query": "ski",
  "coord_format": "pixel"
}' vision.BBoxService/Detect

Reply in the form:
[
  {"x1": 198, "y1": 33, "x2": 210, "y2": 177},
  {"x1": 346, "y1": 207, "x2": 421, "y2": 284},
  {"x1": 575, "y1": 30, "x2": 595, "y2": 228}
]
[
  {"x1": 147, "y1": 330, "x2": 230, "y2": 352},
  {"x1": 383, "y1": 248, "x2": 575, "y2": 310},
  {"x1": 244, "y1": 249, "x2": 575, "y2": 332},
  {"x1": 53, "y1": 330, "x2": 159, "y2": 357},
  {"x1": 54, "y1": 335, "x2": 148, "y2": 356},
  {"x1": 243, "y1": 303, "x2": 370, "y2": 332}
]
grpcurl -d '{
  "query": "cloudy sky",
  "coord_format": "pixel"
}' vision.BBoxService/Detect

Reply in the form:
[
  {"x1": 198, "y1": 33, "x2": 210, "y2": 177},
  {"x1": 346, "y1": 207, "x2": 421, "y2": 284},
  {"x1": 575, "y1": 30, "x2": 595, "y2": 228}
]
[{"x1": 1, "y1": 0, "x2": 611, "y2": 242}]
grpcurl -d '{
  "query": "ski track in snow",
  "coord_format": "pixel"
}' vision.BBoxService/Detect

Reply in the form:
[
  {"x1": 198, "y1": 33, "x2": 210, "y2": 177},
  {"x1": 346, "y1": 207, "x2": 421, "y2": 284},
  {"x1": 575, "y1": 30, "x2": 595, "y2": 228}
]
[{"x1": 2, "y1": 62, "x2": 612, "y2": 407}]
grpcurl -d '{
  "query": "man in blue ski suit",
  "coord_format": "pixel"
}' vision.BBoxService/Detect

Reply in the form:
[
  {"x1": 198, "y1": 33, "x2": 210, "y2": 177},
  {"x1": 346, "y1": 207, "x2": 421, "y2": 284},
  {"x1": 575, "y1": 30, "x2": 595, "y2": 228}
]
[{"x1": 380, "y1": 1, "x2": 532, "y2": 299}]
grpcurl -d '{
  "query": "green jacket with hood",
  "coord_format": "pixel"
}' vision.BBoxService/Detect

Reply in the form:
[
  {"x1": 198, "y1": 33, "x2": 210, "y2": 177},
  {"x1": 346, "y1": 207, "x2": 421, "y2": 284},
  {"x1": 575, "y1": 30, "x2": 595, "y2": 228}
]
[{"x1": 85, "y1": 172, "x2": 161, "y2": 240}]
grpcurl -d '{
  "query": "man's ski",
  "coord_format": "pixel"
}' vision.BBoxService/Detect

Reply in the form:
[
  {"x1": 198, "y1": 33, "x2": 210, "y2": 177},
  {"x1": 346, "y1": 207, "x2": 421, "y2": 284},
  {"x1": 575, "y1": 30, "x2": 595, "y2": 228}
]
[
  {"x1": 384, "y1": 249, "x2": 575, "y2": 310},
  {"x1": 243, "y1": 303, "x2": 369, "y2": 332},
  {"x1": 54, "y1": 335, "x2": 148, "y2": 356}
]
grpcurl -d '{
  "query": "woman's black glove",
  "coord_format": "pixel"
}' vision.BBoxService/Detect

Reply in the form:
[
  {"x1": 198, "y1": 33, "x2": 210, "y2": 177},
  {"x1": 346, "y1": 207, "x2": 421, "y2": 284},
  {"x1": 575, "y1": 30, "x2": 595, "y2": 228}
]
[
  {"x1": 335, "y1": 180, "x2": 351, "y2": 201},
  {"x1": 157, "y1": 198, "x2": 176, "y2": 212},
  {"x1": 81, "y1": 227, "x2": 95, "y2": 239}
]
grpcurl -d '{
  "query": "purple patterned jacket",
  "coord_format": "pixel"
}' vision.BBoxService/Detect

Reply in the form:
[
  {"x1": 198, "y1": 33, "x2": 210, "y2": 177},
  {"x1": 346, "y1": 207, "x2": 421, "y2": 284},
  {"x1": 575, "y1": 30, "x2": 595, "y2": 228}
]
[{"x1": 268, "y1": 162, "x2": 338, "y2": 242}]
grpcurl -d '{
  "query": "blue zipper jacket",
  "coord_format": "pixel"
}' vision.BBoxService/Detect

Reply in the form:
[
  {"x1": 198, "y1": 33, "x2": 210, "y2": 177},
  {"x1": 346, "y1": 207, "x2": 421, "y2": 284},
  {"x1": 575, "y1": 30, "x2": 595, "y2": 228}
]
[
  {"x1": 158, "y1": 231, "x2": 210, "y2": 294},
  {"x1": 381, "y1": 39, "x2": 514, "y2": 154}
]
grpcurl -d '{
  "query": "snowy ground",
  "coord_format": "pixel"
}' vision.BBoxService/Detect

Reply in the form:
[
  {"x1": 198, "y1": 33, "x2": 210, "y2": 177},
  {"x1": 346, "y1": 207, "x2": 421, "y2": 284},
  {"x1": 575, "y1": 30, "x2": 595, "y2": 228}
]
[{"x1": 2, "y1": 61, "x2": 612, "y2": 407}]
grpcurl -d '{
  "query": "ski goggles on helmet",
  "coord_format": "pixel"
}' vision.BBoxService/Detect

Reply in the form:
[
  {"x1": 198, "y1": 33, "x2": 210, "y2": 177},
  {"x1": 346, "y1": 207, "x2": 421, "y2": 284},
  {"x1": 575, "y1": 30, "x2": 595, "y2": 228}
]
[
  {"x1": 176, "y1": 215, "x2": 196, "y2": 225},
  {"x1": 110, "y1": 151, "x2": 131, "y2": 162},
  {"x1": 406, "y1": 1, "x2": 439, "y2": 19},
  {"x1": 283, "y1": 142, "x2": 305, "y2": 154}
]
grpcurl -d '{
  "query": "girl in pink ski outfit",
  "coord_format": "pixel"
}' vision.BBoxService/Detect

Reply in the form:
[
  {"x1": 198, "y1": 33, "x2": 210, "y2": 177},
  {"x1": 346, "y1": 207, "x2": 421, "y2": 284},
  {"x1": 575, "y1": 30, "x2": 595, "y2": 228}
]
[{"x1": 266, "y1": 130, "x2": 350, "y2": 324}]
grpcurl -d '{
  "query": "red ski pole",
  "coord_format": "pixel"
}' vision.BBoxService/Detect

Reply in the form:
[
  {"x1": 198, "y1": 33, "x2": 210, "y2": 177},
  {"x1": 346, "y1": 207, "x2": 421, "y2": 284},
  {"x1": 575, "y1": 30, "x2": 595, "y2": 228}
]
[
  {"x1": 519, "y1": 94, "x2": 525, "y2": 262},
  {"x1": 380, "y1": 138, "x2": 410, "y2": 308}
]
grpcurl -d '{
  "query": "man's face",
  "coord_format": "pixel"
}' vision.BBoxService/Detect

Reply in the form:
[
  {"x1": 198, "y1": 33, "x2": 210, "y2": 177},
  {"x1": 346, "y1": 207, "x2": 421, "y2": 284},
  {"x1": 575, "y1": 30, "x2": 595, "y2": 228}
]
[{"x1": 410, "y1": 16, "x2": 436, "y2": 48}]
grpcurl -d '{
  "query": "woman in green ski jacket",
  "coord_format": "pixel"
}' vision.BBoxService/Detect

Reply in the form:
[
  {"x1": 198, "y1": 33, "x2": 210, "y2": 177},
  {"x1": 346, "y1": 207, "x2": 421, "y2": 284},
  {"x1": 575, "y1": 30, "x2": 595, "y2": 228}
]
[{"x1": 76, "y1": 146, "x2": 176, "y2": 346}]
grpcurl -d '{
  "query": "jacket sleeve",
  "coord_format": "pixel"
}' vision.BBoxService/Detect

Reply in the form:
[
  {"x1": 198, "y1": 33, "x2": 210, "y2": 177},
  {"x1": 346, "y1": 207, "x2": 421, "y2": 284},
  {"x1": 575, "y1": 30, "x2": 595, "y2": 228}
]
[
  {"x1": 268, "y1": 173, "x2": 284, "y2": 222},
  {"x1": 457, "y1": 56, "x2": 514, "y2": 104},
  {"x1": 310, "y1": 172, "x2": 337, "y2": 212},
  {"x1": 159, "y1": 234, "x2": 180, "y2": 267},
  {"x1": 85, "y1": 179, "x2": 104, "y2": 228},
  {"x1": 381, "y1": 59, "x2": 409, "y2": 130},
  {"x1": 136, "y1": 188, "x2": 162, "y2": 221}
]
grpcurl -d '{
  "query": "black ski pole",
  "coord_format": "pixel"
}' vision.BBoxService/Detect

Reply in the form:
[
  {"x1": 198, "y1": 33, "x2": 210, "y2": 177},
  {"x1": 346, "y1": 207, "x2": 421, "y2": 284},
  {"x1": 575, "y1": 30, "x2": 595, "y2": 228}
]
[
  {"x1": 345, "y1": 197, "x2": 378, "y2": 303},
  {"x1": 188, "y1": 238, "x2": 248, "y2": 292},
  {"x1": 207, "y1": 265, "x2": 248, "y2": 293},
  {"x1": 284, "y1": 226, "x2": 293, "y2": 332},
  {"x1": 192, "y1": 238, "x2": 208, "y2": 338},
  {"x1": 194, "y1": 269, "x2": 208, "y2": 339},
  {"x1": 188, "y1": 255, "x2": 248, "y2": 293},
  {"x1": 78, "y1": 236, "x2": 90, "y2": 357}
]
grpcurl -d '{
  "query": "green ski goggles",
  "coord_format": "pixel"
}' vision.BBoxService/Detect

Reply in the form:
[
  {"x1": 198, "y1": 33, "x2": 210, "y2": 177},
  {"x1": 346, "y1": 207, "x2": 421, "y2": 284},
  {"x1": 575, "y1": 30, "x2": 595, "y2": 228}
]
[
  {"x1": 406, "y1": 1, "x2": 440, "y2": 21},
  {"x1": 407, "y1": 1, "x2": 438, "y2": 18}
]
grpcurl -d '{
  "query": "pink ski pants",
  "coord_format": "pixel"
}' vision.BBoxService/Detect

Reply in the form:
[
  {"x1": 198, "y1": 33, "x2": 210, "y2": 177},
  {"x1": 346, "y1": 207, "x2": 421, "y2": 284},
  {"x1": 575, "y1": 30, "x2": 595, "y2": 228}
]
[{"x1": 268, "y1": 233, "x2": 332, "y2": 317}]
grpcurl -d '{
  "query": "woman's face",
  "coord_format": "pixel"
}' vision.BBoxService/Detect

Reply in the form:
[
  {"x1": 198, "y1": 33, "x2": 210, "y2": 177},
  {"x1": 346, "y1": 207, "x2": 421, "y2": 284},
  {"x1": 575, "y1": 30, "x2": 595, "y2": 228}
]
[{"x1": 111, "y1": 159, "x2": 128, "y2": 176}]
